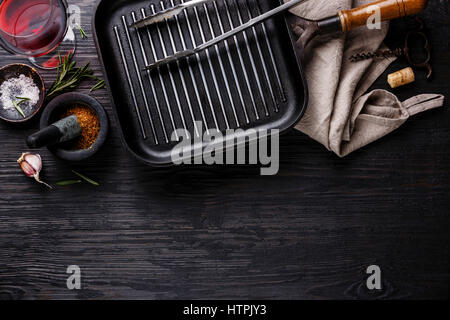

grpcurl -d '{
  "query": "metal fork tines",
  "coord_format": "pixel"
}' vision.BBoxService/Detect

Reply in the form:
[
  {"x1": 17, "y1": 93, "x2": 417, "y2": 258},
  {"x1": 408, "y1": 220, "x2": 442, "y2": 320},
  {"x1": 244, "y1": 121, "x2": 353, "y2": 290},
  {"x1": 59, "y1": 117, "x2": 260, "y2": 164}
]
[
  {"x1": 131, "y1": 0, "x2": 214, "y2": 28},
  {"x1": 145, "y1": 0, "x2": 305, "y2": 70},
  {"x1": 113, "y1": 26, "x2": 148, "y2": 141}
]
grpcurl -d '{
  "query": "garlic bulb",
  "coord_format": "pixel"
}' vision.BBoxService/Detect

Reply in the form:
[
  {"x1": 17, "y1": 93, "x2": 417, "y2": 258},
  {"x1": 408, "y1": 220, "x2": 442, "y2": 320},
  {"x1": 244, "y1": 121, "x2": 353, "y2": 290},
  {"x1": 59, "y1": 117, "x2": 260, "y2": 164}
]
[{"x1": 17, "y1": 153, "x2": 52, "y2": 189}]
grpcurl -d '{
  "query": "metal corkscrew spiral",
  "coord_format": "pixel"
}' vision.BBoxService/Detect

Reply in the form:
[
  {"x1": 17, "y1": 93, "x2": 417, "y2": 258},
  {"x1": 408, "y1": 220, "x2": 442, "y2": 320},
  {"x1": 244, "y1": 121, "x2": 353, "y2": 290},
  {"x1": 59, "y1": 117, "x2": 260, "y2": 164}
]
[
  {"x1": 348, "y1": 17, "x2": 432, "y2": 79},
  {"x1": 349, "y1": 48, "x2": 404, "y2": 62}
]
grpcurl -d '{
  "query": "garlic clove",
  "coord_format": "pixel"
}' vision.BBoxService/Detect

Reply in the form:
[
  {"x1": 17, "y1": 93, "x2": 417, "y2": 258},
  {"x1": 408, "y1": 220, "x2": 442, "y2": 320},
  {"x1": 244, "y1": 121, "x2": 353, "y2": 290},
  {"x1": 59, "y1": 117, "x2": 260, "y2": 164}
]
[
  {"x1": 17, "y1": 152, "x2": 52, "y2": 189},
  {"x1": 19, "y1": 160, "x2": 36, "y2": 177},
  {"x1": 23, "y1": 153, "x2": 42, "y2": 173}
]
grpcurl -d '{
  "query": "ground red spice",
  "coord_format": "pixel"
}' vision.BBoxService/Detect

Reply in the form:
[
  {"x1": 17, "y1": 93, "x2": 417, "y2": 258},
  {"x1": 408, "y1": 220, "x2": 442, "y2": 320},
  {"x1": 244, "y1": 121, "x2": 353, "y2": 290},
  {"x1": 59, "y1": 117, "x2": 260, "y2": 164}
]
[{"x1": 60, "y1": 105, "x2": 100, "y2": 150}]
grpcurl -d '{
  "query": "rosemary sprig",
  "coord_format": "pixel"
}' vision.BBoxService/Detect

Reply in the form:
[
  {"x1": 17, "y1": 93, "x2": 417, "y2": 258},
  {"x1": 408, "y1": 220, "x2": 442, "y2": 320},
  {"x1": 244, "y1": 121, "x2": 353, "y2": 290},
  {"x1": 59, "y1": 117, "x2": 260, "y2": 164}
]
[
  {"x1": 72, "y1": 170, "x2": 100, "y2": 186},
  {"x1": 15, "y1": 96, "x2": 31, "y2": 102},
  {"x1": 90, "y1": 79, "x2": 106, "y2": 92},
  {"x1": 46, "y1": 52, "x2": 96, "y2": 100},
  {"x1": 12, "y1": 96, "x2": 30, "y2": 118},
  {"x1": 12, "y1": 101, "x2": 26, "y2": 118},
  {"x1": 77, "y1": 24, "x2": 88, "y2": 39},
  {"x1": 56, "y1": 180, "x2": 82, "y2": 186}
]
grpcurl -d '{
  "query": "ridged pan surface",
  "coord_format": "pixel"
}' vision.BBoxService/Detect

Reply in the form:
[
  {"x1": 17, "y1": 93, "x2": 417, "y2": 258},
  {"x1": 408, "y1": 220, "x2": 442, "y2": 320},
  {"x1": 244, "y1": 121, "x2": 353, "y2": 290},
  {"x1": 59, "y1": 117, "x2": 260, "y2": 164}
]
[{"x1": 93, "y1": 0, "x2": 307, "y2": 165}]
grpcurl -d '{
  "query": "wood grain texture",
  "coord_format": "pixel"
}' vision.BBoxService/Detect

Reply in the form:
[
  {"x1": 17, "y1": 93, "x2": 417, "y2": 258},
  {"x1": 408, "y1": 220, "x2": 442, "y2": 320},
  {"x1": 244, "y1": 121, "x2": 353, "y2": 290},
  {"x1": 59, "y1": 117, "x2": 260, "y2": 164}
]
[
  {"x1": 0, "y1": 0, "x2": 449, "y2": 300},
  {"x1": 339, "y1": 0, "x2": 429, "y2": 31}
]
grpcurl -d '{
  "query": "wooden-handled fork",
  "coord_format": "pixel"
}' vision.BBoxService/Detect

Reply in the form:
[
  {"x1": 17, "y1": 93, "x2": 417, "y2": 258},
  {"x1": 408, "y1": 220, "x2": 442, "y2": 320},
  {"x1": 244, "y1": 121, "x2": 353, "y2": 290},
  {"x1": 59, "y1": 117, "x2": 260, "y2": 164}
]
[
  {"x1": 144, "y1": 0, "x2": 429, "y2": 70},
  {"x1": 295, "y1": 0, "x2": 429, "y2": 49}
]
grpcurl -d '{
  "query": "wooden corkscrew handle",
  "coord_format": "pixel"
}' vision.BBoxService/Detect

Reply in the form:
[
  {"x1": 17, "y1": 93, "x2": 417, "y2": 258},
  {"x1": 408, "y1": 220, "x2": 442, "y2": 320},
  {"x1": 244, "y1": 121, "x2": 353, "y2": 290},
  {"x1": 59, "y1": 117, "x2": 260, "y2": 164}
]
[{"x1": 338, "y1": 0, "x2": 428, "y2": 32}]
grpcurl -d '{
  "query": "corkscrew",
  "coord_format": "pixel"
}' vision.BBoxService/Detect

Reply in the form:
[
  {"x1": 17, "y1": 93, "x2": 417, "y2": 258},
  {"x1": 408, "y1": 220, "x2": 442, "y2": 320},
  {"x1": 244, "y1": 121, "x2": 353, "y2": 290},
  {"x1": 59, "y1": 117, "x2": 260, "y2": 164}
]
[
  {"x1": 350, "y1": 48, "x2": 404, "y2": 61},
  {"x1": 350, "y1": 17, "x2": 432, "y2": 79}
]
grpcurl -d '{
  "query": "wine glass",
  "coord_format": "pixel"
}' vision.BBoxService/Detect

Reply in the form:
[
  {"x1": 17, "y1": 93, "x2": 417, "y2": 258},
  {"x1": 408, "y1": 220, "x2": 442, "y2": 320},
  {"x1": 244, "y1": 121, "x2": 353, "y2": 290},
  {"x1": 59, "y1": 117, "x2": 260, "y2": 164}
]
[{"x1": 0, "y1": 0, "x2": 76, "y2": 69}]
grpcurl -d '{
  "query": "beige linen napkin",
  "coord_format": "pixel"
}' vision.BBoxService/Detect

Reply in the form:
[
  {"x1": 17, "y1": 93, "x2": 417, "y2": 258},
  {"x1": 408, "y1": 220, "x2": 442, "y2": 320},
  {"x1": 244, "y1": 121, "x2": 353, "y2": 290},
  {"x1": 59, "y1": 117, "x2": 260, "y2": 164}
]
[{"x1": 288, "y1": 0, "x2": 445, "y2": 157}]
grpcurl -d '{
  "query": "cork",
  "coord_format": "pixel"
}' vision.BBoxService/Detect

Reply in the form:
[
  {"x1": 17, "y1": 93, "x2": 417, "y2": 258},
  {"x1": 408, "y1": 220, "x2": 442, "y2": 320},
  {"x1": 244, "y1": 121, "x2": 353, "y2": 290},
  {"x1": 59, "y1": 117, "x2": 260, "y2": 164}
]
[{"x1": 388, "y1": 67, "x2": 415, "y2": 88}]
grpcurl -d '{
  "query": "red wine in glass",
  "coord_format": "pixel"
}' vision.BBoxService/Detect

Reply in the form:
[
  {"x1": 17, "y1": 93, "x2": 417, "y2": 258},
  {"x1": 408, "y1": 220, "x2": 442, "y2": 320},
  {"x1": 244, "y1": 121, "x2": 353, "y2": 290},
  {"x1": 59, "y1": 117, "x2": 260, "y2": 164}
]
[{"x1": 0, "y1": 0, "x2": 68, "y2": 59}]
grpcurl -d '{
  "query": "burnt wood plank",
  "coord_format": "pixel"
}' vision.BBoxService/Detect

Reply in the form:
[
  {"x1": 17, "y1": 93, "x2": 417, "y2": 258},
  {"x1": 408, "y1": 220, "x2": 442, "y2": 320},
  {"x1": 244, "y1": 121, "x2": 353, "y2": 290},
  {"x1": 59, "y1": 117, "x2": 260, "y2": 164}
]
[{"x1": 0, "y1": 0, "x2": 448, "y2": 300}]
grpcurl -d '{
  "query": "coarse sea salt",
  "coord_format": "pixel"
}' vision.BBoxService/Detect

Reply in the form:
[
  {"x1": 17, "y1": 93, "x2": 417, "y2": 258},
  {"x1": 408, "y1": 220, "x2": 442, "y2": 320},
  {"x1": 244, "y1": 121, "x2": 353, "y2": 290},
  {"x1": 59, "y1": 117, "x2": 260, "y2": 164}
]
[{"x1": 0, "y1": 74, "x2": 40, "y2": 118}]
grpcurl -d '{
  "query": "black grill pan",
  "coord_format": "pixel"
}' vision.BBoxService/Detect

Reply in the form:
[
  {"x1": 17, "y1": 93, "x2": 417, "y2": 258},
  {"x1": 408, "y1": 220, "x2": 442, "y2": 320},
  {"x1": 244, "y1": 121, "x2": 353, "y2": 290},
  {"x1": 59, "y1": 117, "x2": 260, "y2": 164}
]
[{"x1": 93, "y1": 0, "x2": 308, "y2": 165}]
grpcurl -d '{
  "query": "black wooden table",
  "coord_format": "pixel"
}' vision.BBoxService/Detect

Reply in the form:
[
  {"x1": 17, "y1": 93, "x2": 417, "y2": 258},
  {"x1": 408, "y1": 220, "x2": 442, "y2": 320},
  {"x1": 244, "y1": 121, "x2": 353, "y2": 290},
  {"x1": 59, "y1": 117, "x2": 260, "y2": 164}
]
[{"x1": 0, "y1": 0, "x2": 449, "y2": 300}]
